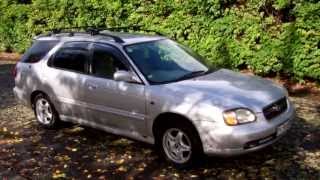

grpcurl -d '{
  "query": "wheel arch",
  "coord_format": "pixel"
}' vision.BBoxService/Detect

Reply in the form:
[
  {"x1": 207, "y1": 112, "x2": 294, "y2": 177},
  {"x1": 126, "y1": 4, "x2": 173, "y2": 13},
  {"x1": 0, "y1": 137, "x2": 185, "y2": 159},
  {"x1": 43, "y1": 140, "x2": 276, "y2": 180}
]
[
  {"x1": 30, "y1": 90, "x2": 48, "y2": 108},
  {"x1": 152, "y1": 112, "x2": 204, "y2": 151}
]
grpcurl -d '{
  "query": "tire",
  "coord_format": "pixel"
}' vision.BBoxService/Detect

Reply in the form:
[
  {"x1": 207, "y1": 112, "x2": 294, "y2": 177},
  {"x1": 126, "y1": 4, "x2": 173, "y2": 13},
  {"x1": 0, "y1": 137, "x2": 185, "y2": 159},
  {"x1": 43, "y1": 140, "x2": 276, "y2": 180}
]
[
  {"x1": 33, "y1": 93, "x2": 61, "y2": 129},
  {"x1": 156, "y1": 119, "x2": 203, "y2": 169}
]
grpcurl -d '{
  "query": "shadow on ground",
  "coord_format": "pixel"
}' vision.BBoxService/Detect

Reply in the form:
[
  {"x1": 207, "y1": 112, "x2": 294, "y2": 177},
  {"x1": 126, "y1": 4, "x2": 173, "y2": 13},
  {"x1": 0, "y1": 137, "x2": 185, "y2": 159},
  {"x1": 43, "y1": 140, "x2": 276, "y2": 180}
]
[{"x1": 0, "y1": 63, "x2": 16, "y2": 110}]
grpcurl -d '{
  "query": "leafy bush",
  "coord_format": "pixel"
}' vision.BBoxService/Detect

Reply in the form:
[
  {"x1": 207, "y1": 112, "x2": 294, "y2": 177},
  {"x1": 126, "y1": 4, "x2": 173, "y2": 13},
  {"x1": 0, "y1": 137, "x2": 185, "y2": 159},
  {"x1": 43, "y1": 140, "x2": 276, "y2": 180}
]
[{"x1": 0, "y1": 0, "x2": 319, "y2": 81}]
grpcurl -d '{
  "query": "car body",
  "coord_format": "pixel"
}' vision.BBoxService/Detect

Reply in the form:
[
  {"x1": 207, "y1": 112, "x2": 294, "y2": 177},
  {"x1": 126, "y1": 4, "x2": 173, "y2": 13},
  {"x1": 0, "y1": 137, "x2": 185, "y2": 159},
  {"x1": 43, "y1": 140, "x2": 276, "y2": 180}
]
[{"x1": 13, "y1": 29, "x2": 295, "y2": 167}]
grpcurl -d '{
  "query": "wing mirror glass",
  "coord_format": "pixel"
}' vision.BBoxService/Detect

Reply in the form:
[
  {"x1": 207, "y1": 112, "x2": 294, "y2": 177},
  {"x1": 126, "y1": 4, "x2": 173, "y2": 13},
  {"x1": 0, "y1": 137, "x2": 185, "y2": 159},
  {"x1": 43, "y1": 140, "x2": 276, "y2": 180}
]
[{"x1": 113, "y1": 70, "x2": 141, "y2": 83}]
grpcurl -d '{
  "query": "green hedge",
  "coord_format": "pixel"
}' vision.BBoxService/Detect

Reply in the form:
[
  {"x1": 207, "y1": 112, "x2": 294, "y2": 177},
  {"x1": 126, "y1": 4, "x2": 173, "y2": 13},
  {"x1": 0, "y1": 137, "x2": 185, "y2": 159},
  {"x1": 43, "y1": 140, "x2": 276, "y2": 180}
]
[{"x1": 0, "y1": 0, "x2": 319, "y2": 81}]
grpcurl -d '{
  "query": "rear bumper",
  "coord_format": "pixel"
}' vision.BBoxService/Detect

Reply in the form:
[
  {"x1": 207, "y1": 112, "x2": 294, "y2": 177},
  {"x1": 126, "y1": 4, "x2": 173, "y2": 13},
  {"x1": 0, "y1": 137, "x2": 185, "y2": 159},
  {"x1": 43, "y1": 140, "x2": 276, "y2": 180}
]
[
  {"x1": 13, "y1": 86, "x2": 30, "y2": 106},
  {"x1": 197, "y1": 100, "x2": 295, "y2": 157}
]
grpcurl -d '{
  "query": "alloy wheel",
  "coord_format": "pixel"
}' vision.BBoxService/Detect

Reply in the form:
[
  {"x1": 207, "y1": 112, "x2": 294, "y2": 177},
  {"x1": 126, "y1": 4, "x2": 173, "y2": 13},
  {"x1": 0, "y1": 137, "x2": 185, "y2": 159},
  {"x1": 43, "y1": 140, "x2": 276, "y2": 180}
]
[
  {"x1": 35, "y1": 98, "x2": 53, "y2": 125},
  {"x1": 162, "y1": 128, "x2": 192, "y2": 164}
]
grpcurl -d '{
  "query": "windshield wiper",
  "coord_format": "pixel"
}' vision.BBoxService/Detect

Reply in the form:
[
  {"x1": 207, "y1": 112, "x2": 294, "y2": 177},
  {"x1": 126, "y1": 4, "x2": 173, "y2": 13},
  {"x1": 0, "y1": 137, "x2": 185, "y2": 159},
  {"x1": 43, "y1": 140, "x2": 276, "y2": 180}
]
[
  {"x1": 174, "y1": 70, "x2": 208, "y2": 81},
  {"x1": 151, "y1": 69, "x2": 215, "y2": 85}
]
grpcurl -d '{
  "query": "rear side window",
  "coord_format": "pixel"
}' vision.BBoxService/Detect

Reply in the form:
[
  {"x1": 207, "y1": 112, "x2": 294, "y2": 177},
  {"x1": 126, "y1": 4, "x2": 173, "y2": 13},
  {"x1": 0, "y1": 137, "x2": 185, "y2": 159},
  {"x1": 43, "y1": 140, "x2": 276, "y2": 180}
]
[
  {"x1": 21, "y1": 40, "x2": 59, "y2": 63},
  {"x1": 49, "y1": 42, "x2": 90, "y2": 73}
]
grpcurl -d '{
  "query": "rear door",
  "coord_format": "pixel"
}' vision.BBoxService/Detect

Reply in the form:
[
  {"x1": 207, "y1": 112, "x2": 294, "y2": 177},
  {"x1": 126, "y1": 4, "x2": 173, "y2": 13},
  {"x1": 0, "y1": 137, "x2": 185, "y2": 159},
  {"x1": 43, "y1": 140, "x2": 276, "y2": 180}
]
[
  {"x1": 45, "y1": 41, "x2": 91, "y2": 119},
  {"x1": 84, "y1": 43, "x2": 147, "y2": 134}
]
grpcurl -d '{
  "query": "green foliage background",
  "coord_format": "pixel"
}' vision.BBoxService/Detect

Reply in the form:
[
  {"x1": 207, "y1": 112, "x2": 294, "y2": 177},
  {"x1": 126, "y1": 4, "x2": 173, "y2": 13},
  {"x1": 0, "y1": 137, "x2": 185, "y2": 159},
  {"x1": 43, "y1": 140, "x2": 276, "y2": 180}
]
[{"x1": 0, "y1": 0, "x2": 319, "y2": 81}]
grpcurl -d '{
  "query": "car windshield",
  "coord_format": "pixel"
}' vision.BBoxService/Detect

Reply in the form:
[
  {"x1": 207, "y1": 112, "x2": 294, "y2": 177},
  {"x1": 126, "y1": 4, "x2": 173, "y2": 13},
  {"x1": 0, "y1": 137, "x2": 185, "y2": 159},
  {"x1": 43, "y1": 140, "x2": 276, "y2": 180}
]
[{"x1": 124, "y1": 39, "x2": 210, "y2": 84}]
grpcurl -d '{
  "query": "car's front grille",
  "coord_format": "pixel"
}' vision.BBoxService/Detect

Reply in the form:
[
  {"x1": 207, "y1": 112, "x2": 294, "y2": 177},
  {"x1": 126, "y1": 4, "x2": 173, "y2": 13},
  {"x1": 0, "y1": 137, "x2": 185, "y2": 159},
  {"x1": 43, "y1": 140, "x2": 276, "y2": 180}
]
[{"x1": 263, "y1": 97, "x2": 287, "y2": 120}]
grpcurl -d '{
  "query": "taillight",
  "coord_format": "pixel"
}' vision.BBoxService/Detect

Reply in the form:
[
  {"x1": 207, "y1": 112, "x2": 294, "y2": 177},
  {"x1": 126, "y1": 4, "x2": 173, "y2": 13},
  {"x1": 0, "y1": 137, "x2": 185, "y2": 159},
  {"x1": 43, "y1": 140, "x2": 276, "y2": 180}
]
[{"x1": 12, "y1": 64, "x2": 17, "y2": 78}]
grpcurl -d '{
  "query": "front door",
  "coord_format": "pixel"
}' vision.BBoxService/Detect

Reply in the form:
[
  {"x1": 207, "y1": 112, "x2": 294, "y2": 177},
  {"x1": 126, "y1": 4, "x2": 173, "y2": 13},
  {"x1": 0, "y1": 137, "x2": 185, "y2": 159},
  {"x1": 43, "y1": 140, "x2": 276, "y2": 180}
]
[{"x1": 84, "y1": 43, "x2": 146, "y2": 135}]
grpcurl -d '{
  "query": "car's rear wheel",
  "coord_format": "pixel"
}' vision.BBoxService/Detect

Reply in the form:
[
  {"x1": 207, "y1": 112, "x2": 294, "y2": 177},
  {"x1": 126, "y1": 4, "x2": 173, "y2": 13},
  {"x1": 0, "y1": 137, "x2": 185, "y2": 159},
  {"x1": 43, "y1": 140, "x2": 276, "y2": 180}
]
[
  {"x1": 157, "y1": 120, "x2": 203, "y2": 168},
  {"x1": 33, "y1": 94, "x2": 60, "y2": 128}
]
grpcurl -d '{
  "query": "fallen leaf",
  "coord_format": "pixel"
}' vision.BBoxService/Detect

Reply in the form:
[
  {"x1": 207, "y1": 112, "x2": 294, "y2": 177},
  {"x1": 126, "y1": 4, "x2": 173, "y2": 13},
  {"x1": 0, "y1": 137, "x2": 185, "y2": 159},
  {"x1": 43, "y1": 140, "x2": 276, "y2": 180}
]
[
  {"x1": 52, "y1": 170, "x2": 66, "y2": 179},
  {"x1": 65, "y1": 146, "x2": 77, "y2": 152},
  {"x1": 116, "y1": 159, "x2": 124, "y2": 165},
  {"x1": 138, "y1": 167, "x2": 144, "y2": 171},
  {"x1": 117, "y1": 166, "x2": 127, "y2": 172}
]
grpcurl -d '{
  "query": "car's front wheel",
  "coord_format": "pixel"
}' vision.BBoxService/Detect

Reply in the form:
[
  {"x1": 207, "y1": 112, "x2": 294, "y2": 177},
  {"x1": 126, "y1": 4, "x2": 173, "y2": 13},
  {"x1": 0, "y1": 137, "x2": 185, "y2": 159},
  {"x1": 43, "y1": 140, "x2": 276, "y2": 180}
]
[
  {"x1": 157, "y1": 120, "x2": 203, "y2": 168},
  {"x1": 33, "y1": 94, "x2": 60, "y2": 128}
]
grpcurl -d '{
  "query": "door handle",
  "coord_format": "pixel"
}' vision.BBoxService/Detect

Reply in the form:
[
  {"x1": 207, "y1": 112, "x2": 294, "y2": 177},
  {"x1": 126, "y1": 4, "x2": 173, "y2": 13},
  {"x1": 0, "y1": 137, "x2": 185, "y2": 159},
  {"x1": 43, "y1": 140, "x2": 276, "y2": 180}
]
[
  {"x1": 88, "y1": 85, "x2": 96, "y2": 90},
  {"x1": 87, "y1": 83, "x2": 97, "y2": 90}
]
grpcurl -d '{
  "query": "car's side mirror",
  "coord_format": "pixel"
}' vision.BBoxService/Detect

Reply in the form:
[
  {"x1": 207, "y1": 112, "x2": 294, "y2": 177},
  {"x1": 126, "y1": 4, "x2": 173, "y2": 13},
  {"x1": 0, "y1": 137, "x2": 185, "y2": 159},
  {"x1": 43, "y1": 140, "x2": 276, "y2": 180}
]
[{"x1": 113, "y1": 70, "x2": 141, "y2": 83}]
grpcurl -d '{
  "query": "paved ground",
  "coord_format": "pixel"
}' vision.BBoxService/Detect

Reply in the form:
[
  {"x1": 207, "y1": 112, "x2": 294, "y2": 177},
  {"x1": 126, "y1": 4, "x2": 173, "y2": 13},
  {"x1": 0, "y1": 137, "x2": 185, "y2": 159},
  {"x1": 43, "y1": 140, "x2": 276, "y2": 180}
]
[{"x1": 0, "y1": 60, "x2": 319, "y2": 179}]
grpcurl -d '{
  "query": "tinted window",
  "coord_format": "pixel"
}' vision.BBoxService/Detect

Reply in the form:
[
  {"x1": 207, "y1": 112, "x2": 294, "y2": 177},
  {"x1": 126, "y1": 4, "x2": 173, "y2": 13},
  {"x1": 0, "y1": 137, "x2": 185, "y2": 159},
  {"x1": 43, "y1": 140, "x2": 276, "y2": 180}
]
[
  {"x1": 50, "y1": 42, "x2": 89, "y2": 73},
  {"x1": 91, "y1": 46, "x2": 128, "y2": 79},
  {"x1": 21, "y1": 40, "x2": 59, "y2": 63}
]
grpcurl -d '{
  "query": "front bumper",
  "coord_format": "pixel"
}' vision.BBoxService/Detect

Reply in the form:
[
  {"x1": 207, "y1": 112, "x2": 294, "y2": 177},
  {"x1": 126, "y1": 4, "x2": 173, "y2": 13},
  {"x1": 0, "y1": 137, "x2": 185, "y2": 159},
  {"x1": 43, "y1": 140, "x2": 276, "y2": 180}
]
[{"x1": 197, "y1": 100, "x2": 295, "y2": 156}]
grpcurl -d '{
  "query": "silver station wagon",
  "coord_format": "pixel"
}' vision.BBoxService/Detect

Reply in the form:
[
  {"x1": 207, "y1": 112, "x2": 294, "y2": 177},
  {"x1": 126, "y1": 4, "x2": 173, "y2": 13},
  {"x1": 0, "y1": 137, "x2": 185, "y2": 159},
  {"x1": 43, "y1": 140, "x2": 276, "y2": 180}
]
[{"x1": 13, "y1": 28, "x2": 295, "y2": 168}]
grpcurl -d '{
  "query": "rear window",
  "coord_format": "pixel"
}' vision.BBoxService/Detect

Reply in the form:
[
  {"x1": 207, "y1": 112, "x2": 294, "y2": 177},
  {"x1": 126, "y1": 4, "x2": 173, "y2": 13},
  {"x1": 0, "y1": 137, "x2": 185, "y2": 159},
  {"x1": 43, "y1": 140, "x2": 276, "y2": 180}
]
[{"x1": 21, "y1": 40, "x2": 59, "y2": 63}]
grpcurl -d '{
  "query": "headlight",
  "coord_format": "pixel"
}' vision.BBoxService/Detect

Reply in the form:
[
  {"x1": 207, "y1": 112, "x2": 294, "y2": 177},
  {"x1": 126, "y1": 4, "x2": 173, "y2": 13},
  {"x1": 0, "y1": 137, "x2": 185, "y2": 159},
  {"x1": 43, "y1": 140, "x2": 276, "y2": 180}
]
[{"x1": 223, "y1": 108, "x2": 256, "y2": 126}]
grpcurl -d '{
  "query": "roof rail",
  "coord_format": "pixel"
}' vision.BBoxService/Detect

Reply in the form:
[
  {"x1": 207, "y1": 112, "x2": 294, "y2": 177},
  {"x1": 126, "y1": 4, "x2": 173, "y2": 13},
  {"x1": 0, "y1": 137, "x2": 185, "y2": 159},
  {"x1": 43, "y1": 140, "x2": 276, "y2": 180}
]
[
  {"x1": 37, "y1": 25, "x2": 164, "y2": 43},
  {"x1": 40, "y1": 27, "x2": 124, "y2": 43},
  {"x1": 97, "y1": 33, "x2": 124, "y2": 43}
]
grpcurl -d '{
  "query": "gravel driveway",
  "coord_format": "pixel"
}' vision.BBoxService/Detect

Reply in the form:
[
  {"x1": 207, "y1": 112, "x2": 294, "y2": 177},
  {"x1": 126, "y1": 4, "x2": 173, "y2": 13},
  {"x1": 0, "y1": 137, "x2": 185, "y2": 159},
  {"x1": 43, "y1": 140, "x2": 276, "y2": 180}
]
[{"x1": 0, "y1": 60, "x2": 319, "y2": 179}]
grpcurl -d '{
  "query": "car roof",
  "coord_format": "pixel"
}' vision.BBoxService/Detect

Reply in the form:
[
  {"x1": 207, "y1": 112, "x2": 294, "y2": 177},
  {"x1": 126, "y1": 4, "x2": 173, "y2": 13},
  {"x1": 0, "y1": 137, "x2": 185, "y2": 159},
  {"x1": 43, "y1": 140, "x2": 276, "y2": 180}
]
[{"x1": 35, "y1": 31, "x2": 167, "y2": 46}]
